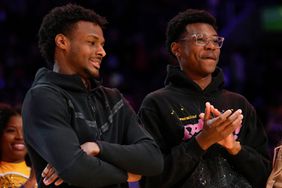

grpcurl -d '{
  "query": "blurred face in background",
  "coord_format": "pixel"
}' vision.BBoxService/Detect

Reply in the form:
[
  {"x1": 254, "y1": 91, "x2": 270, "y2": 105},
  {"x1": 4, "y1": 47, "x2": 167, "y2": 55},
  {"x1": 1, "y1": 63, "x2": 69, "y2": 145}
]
[{"x1": 0, "y1": 115, "x2": 27, "y2": 163}]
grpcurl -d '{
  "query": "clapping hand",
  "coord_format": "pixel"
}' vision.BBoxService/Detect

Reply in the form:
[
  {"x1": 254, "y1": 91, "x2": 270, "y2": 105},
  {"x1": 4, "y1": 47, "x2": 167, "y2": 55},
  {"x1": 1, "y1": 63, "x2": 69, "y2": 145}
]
[{"x1": 196, "y1": 102, "x2": 243, "y2": 154}]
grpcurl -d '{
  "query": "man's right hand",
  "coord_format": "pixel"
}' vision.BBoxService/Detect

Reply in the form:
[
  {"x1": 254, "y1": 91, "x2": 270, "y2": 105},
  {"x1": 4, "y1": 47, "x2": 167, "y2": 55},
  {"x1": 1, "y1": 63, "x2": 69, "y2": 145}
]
[
  {"x1": 42, "y1": 142, "x2": 141, "y2": 185},
  {"x1": 42, "y1": 164, "x2": 63, "y2": 186},
  {"x1": 42, "y1": 142, "x2": 100, "y2": 186},
  {"x1": 196, "y1": 102, "x2": 243, "y2": 151}
]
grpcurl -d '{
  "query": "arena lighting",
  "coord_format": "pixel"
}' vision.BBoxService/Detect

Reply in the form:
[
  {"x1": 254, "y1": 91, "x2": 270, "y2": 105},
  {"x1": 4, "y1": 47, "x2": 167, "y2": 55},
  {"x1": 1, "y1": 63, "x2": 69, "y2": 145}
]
[{"x1": 262, "y1": 6, "x2": 282, "y2": 31}]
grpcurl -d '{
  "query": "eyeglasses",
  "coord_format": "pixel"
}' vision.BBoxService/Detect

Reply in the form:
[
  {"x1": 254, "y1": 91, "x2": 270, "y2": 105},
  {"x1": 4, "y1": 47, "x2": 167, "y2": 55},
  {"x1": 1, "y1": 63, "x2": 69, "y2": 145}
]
[{"x1": 180, "y1": 33, "x2": 224, "y2": 49}]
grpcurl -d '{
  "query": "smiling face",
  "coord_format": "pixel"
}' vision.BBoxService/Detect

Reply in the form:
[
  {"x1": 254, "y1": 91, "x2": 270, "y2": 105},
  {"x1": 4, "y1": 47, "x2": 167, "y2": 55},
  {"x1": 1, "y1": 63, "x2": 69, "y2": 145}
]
[
  {"x1": 1, "y1": 115, "x2": 26, "y2": 163},
  {"x1": 55, "y1": 21, "x2": 106, "y2": 79},
  {"x1": 172, "y1": 23, "x2": 221, "y2": 80}
]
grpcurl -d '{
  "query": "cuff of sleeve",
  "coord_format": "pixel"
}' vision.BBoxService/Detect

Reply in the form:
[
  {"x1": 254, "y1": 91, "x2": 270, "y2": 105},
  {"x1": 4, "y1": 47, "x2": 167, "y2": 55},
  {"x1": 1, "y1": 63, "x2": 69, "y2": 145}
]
[
  {"x1": 95, "y1": 140, "x2": 104, "y2": 158},
  {"x1": 228, "y1": 145, "x2": 248, "y2": 162},
  {"x1": 184, "y1": 137, "x2": 206, "y2": 159}
]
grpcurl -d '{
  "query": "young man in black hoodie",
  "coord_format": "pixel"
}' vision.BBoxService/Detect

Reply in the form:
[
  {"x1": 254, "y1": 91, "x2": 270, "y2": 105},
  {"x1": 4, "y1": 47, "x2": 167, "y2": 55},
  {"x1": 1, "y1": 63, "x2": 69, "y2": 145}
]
[
  {"x1": 138, "y1": 9, "x2": 271, "y2": 188},
  {"x1": 22, "y1": 4, "x2": 163, "y2": 188}
]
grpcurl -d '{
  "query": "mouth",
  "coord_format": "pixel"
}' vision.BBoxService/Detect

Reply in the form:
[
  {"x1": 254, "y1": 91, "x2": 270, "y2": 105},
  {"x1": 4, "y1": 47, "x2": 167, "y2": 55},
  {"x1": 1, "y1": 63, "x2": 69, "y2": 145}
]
[
  {"x1": 11, "y1": 143, "x2": 26, "y2": 151},
  {"x1": 89, "y1": 58, "x2": 101, "y2": 70},
  {"x1": 202, "y1": 54, "x2": 217, "y2": 60}
]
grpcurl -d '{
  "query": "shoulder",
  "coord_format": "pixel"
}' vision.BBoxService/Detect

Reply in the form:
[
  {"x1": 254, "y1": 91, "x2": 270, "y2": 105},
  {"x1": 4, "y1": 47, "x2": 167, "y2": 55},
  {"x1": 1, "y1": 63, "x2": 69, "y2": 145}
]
[
  {"x1": 98, "y1": 86, "x2": 121, "y2": 96},
  {"x1": 144, "y1": 87, "x2": 168, "y2": 100},
  {"x1": 144, "y1": 86, "x2": 171, "y2": 101},
  {"x1": 223, "y1": 90, "x2": 249, "y2": 102},
  {"x1": 23, "y1": 83, "x2": 69, "y2": 113},
  {"x1": 96, "y1": 86, "x2": 122, "y2": 101},
  {"x1": 25, "y1": 83, "x2": 71, "y2": 105},
  {"x1": 26, "y1": 83, "x2": 61, "y2": 99},
  {"x1": 140, "y1": 88, "x2": 168, "y2": 110},
  {"x1": 95, "y1": 86, "x2": 125, "y2": 107},
  {"x1": 222, "y1": 89, "x2": 254, "y2": 110}
]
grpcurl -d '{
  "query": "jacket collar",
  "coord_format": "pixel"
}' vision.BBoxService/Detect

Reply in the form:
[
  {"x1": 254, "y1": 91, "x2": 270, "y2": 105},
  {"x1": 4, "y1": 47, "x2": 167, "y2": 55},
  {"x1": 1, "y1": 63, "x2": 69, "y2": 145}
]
[
  {"x1": 164, "y1": 65, "x2": 225, "y2": 94},
  {"x1": 33, "y1": 67, "x2": 101, "y2": 92}
]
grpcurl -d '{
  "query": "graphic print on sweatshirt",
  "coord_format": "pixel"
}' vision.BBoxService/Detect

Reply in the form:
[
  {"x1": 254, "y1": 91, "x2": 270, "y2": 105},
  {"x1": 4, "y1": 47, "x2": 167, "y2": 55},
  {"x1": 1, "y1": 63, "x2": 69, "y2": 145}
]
[
  {"x1": 170, "y1": 105, "x2": 242, "y2": 141},
  {"x1": 170, "y1": 104, "x2": 203, "y2": 140}
]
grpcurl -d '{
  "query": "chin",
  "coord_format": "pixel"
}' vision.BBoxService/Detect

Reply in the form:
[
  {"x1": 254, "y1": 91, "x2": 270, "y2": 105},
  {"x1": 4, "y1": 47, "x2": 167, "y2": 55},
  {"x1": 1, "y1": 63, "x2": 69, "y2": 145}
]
[
  {"x1": 84, "y1": 68, "x2": 100, "y2": 79},
  {"x1": 91, "y1": 69, "x2": 101, "y2": 79},
  {"x1": 89, "y1": 72, "x2": 100, "y2": 79},
  {"x1": 14, "y1": 150, "x2": 27, "y2": 156},
  {"x1": 10, "y1": 155, "x2": 26, "y2": 162},
  {"x1": 207, "y1": 65, "x2": 216, "y2": 73}
]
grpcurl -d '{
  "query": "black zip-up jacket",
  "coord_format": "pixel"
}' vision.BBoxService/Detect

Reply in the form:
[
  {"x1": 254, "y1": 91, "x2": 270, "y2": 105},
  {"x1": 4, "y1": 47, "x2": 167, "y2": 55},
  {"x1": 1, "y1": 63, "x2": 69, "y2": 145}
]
[
  {"x1": 138, "y1": 65, "x2": 271, "y2": 188},
  {"x1": 22, "y1": 68, "x2": 163, "y2": 188}
]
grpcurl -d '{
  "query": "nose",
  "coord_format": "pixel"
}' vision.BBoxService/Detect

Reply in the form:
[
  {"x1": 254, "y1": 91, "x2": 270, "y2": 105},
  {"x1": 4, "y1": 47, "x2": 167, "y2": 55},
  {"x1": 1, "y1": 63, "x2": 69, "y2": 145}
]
[
  {"x1": 204, "y1": 40, "x2": 217, "y2": 50},
  {"x1": 97, "y1": 45, "x2": 106, "y2": 57},
  {"x1": 16, "y1": 129, "x2": 24, "y2": 139}
]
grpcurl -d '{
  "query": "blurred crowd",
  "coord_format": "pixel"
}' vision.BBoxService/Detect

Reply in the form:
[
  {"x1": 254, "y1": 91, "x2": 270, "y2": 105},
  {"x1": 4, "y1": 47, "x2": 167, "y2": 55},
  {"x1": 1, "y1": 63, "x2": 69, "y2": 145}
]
[{"x1": 0, "y1": 0, "x2": 281, "y2": 157}]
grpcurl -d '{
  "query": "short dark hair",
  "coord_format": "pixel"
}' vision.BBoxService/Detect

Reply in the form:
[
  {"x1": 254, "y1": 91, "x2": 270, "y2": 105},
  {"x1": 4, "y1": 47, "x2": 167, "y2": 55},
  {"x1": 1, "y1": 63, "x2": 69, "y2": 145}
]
[
  {"x1": 0, "y1": 103, "x2": 21, "y2": 160},
  {"x1": 0, "y1": 103, "x2": 20, "y2": 137},
  {"x1": 165, "y1": 9, "x2": 217, "y2": 56},
  {"x1": 38, "y1": 3, "x2": 108, "y2": 67}
]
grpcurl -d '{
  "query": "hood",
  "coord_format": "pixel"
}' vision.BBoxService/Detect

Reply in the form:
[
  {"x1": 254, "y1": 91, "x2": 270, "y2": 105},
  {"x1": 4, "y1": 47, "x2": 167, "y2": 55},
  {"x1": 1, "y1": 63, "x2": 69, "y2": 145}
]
[
  {"x1": 164, "y1": 65, "x2": 225, "y2": 94},
  {"x1": 32, "y1": 67, "x2": 100, "y2": 92}
]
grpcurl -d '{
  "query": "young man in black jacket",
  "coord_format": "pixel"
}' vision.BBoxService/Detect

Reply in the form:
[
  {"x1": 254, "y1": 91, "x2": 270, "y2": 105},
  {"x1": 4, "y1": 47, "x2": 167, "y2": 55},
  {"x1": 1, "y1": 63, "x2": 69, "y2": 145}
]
[
  {"x1": 138, "y1": 9, "x2": 271, "y2": 188},
  {"x1": 22, "y1": 4, "x2": 163, "y2": 188}
]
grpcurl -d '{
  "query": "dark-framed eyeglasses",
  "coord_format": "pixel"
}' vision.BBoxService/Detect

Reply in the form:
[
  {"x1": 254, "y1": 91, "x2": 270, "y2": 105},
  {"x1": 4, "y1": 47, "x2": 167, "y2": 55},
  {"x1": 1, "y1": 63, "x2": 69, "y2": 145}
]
[{"x1": 180, "y1": 33, "x2": 224, "y2": 49}]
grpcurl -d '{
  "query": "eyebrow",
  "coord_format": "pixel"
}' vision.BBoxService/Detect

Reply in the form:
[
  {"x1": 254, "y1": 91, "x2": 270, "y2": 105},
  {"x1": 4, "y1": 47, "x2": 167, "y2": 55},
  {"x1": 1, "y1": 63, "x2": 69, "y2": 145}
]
[
  {"x1": 196, "y1": 33, "x2": 219, "y2": 37},
  {"x1": 5, "y1": 125, "x2": 17, "y2": 129},
  {"x1": 87, "y1": 34, "x2": 105, "y2": 43}
]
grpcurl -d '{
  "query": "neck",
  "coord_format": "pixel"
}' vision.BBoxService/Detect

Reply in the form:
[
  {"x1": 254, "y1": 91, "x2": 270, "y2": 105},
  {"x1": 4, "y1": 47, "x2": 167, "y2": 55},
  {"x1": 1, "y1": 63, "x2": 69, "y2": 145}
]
[
  {"x1": 1, "y1": 159, "x2": 25, "y2": 163},
  {"x1": 53, "y1": 55, "x2": 76, "y2": 75},
  {"x1": 193, "y1": 76, "x2": 212, "y2": 90},
  {"x1": 53, "y1": 62, "x2": 91, "y2": 90},
  {"x1": 184, "y1": 72, "x2": 212, "y2": 90},
  {"x1": 81, "y1": 78, "x2": 91, "y2": 89},
  {"x1": 53, "y1": 62, "x2": 70, "y2": 74}
]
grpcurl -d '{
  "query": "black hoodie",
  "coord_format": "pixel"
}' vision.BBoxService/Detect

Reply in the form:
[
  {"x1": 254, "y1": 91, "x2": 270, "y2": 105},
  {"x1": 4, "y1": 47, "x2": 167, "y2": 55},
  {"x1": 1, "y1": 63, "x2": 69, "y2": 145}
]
[
  {"x1": 139, "y1": 65, "x2": 271, "y2": 188},
  {"x1": 22, "y1": 68, "x2": 163, "y2": 188}
]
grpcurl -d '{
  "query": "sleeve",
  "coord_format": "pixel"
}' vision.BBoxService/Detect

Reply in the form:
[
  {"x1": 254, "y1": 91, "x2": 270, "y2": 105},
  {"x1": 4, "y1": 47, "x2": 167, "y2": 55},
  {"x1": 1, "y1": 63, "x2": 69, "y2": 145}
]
[
  {"x1": 137, "y1": 96, "x2": 206, "y2": 187},
  {"x1": 22, "y1": 87, "x2": 127, "y2": 188},
  {"x1": 96, "y1": 97, "x2": 163, "y2": 176},
  {"x1": 226, "y1": 103, "x2": 272, "y2": 188}
]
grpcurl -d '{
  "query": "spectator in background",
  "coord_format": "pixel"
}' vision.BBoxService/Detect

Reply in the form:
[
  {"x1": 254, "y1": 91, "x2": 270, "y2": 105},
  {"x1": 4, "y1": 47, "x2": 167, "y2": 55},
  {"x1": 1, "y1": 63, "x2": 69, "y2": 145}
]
[
  {"x1": 266, "y1": 92, "x2": 282, "y2": 158},
  {"x1": 0, "y1": 103, "x2": 37, "y2": 188},
  {"x1": 266, "y1": 140, "x2": 282, "y2": 188},
  {"x1": 138, "y1": 8, "x2": 271, "y2": 188},
  {"x1": 22, "y1": 3, "x2": 163, "y2": 188}
]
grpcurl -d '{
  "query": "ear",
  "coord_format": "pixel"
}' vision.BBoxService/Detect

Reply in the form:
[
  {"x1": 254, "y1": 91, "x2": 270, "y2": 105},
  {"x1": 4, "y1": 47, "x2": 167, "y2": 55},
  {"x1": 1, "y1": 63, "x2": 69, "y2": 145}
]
[
  {"x1": 55, "y1": 34, "x2": 69, "y2": 50},
  {"x1": 171, "y1": 42, "x2": 181, "y2": 57}
]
